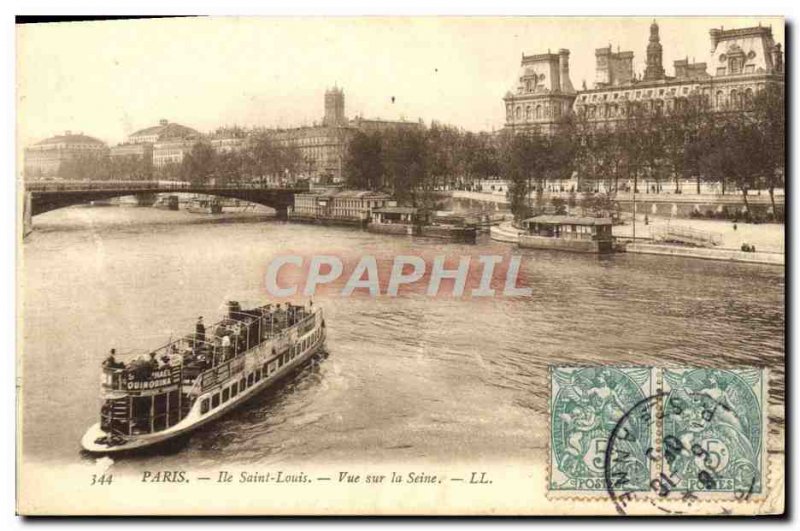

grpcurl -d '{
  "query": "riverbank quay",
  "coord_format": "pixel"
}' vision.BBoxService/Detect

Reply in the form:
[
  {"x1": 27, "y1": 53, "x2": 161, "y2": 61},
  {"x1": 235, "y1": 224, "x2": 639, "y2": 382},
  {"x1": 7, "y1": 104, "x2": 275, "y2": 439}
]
[
  {"x1": 625, "y1": 243, "x2": 784, "y2": 266},
  {"x1": 490, "y1": 221, "x2": 522, "y2": 243},
  {"x1": 490, "y1": 220, "x2": 784, "y2": 266},
  {"x1": 452, "y1": 190, "x2": 509, "y2": 204},
  {"x1": 613, "y1": 215, "x2": 785, "y2": 254},
  {"x1": 453, "y1": 189, "x2": 784, "y2": 220}
]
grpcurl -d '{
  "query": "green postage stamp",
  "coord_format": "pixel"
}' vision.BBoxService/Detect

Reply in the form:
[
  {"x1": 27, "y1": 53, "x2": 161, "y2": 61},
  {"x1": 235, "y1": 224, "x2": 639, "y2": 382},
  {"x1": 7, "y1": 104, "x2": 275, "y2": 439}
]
[
  {"x1": 661, "y1": 367, "x2": 767, "y2": 498},
  {"x1": 549, "y1": 366, "x2": 768, "y2": 504},
  {"x1": 549, "y1": 366, "x2": 657, "y2": 495}
]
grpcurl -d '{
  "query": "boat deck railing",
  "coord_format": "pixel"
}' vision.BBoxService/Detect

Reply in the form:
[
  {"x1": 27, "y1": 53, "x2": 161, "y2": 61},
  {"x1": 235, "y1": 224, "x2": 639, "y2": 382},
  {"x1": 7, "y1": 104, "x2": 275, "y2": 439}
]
[{"x1": 102, "y1": 304, "x2": 319, "y2": 393}]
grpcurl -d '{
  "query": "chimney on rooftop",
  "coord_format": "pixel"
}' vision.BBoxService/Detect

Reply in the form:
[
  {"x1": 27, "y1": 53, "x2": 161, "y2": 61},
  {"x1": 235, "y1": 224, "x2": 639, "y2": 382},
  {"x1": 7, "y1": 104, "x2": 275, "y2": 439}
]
[
  {"x1": 558, "y1": 49, "x2": 575, "y2": 93},
  {"x1": 709, "y1": 28, "x2": 722, "y2": 52}
]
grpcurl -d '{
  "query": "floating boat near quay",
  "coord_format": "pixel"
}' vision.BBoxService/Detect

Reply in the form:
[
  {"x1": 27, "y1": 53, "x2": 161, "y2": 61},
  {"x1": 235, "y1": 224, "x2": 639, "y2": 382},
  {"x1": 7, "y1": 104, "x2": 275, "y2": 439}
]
[
  {"x1": 368, "y1": 207, "x2": 477, "y2": 243},
  {"x1": 153, "y1": 194, "x2": 180, "y2": 210},
  {"x1": 288, "y1": 189, "x2": 392, "y2": 227},
  {"x1": 519, "y1": 215, "x2": 614, "y2": 254},
  {"x1": 81, "y1": 300, "x2": 326, "y2": 454},
  {"x1": 186, "y1": 196, "x2": 223, "y2": 214}
]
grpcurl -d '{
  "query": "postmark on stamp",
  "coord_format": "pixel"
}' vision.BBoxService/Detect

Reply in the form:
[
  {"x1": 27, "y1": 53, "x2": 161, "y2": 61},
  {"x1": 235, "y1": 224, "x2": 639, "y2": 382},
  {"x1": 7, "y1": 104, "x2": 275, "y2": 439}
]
[
  {"x1": 552, "y1": 366, "x2": 771, "y2": 514},
  {"x1": 549, "y1": 366, "x2": 657, "y2": 496},
  {"x1": 660, "y1": 368, "x2": 766, "y2": 498}
]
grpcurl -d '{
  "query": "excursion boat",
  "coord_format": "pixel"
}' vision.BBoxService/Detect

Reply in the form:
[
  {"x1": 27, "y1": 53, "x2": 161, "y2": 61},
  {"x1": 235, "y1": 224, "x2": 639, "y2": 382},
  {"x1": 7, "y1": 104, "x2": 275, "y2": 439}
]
[{"x1": 81, "y1": 301, "x2": 326, "y2": 454}]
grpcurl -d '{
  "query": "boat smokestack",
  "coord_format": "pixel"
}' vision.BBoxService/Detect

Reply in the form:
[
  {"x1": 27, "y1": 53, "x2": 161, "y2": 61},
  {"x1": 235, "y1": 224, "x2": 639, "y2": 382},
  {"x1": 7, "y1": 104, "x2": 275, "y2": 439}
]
[{"x1": 227, "y1": 300, "x2": 241, "y2": 319}]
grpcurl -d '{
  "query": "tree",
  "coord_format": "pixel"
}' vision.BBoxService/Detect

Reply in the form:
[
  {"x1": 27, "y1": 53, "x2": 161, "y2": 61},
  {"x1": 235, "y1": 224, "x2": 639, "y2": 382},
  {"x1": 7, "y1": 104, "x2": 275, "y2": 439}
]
[
  {"x1": 751, "y1": 84, "x2": 785, "y2": 217},
  {"x1": 427, "y1": 122, "x2": 462, "y2": 190},
  {"x1": 344, "y1": 131, "x2": 384, "y2": 190},
  {"x1": 467, "y1": 133, "x2": 500, "y2": 183},
  {"x1": 500, "y1": 130, "x2": 547, "y2": 221},
  {"x1": 551, "y1": 196, "x2": 567, "y2": 215},
  {"x1": 180, "y1": 141, "x2": 216, "y2": 185},
  {"x1": 58, "y1": 153, "x2": 110, "y2": 180},
  {"x1": 382, "y1": 128, "x2": 430, "y2": 206}
]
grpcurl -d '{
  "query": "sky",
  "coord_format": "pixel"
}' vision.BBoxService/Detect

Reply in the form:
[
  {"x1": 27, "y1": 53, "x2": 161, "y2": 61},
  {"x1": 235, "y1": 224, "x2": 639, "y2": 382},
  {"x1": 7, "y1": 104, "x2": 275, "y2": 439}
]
[{"x1": 16, "y1": 16, "x2": 784, "y2": 147}]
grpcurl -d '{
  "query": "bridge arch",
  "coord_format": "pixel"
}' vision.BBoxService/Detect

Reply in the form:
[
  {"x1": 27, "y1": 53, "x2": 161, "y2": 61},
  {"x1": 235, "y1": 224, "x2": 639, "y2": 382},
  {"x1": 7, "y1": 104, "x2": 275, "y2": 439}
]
[{"x1": 25, "y1": 182, "x2": 304, "y2": 219}]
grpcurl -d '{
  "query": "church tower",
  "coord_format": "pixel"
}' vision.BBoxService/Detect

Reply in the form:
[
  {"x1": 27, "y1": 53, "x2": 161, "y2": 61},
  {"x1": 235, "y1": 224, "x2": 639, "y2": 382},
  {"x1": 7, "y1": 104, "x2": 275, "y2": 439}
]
[
  {"x1": 323, "y1": 86, "x2": 346, "y2": 126},
  {"x1": 643, "y1": 20, "x2": 666, "y2": 81}
]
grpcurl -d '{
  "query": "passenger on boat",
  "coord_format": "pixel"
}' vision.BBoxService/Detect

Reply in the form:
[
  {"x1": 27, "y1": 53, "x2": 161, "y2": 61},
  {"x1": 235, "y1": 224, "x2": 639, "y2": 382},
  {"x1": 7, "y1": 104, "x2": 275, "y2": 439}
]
[
  {"x1": 221, "y1": 334, "x2": 232, "y2": 360},
  {"x1": 102, "y1": 349, "x2": 124, "y2": 369},
  {"x1": 127, "y1": 354, "x2": 155, "y2": 379},
  {"x1": 196, "y1": 316, "x2": 205, "y2": 343}
]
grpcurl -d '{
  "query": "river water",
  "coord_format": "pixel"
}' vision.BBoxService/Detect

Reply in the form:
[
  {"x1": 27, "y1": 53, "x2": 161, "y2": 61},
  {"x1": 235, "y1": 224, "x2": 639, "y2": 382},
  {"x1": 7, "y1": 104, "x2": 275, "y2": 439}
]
[{"x1": 20, "y1": 206, "x2": 784, "y2": 471}]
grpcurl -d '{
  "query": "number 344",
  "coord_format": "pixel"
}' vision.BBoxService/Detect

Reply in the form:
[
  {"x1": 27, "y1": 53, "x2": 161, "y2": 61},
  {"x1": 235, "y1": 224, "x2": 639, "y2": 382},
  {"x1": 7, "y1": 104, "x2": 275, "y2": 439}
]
[{"x1": 90, "y1": 473, "x2": 113, "y2": 486}]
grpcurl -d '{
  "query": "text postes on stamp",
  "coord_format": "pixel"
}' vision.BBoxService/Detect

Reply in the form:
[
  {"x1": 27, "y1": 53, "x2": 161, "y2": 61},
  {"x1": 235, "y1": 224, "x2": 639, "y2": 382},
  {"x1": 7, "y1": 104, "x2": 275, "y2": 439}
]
[
  {"x1": 548, "y1": 365, "x2": 771, "y2": 513},
  {"x1": 661, "y1": 368, "x2": 766, "y2": 499},
  {"x1": 549, "y1": 366, "x2": 656, "y2": 496}
]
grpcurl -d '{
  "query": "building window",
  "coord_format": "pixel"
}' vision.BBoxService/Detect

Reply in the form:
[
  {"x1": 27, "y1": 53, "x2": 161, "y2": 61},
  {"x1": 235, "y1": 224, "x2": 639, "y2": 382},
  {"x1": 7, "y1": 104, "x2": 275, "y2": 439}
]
[
  {"x1": 535, "y1": 105, "x2": 542, "y2": 120},
  {"x1": 211, "y1": 393, "x2": 220, "y2": 409},
  {"x1": 525, "y1": 106, "x2": 532, "y2": 120},
  {"x1": 200, "y1": 398, "x2": 209, "y2": 414},
  {"x1": 222, "y1": 387, "x2": 230, "y2": 403}
]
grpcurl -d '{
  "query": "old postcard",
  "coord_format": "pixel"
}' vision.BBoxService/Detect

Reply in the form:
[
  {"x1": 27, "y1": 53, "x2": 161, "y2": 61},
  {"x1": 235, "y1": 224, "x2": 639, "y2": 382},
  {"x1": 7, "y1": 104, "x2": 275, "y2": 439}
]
[{"x1": 16, "y1": 16, "x2": 785, "y2": 516}]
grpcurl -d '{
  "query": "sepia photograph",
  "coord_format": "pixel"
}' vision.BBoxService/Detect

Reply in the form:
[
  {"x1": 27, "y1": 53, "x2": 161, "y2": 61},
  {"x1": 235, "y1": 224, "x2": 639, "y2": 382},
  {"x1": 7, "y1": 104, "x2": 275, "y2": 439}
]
[{"x1": 14, "y1": 14, "x2": 785, "y2": 516}]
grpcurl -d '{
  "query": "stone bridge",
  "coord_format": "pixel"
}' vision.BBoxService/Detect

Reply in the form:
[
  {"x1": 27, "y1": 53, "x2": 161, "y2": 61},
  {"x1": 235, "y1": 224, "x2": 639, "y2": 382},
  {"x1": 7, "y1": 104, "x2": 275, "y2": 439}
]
[{"x1": 24, "y1": 180, "x2": 306, "y2": 219}]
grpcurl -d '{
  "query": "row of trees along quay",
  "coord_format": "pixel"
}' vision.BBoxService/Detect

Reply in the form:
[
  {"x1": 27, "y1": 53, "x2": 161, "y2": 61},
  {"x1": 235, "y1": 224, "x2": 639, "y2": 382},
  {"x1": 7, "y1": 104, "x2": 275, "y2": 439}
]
[
  {"x1": 345, "y1": 85, "x2": 784, "y2": 223},
  {"x1": 54, "y1": 87, "x2": 782, "y2": 223},
  {"x1": 56, "y1": 127, "x2": 307, "y2": 186}
]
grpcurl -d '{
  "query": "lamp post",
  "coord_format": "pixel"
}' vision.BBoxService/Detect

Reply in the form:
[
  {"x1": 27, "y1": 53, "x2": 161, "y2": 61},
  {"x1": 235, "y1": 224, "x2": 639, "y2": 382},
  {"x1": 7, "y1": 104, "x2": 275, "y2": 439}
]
[{"x1": 632, "y1": 175, "x2": 637, "y2": 242}]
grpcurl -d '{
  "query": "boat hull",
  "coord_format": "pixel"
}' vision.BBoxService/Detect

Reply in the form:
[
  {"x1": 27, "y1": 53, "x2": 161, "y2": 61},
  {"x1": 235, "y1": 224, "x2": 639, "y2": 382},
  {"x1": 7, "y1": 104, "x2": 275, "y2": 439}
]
[{"x1": 518, "y1": 234, "x2": 613, "y2": 254}]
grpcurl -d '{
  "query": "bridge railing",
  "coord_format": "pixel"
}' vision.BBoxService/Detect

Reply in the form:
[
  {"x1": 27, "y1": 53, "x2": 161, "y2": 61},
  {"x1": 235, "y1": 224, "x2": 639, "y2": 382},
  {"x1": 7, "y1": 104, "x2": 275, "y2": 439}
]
[{"x1": 24, "y1": 179, "x2": 310, "y2": 193}]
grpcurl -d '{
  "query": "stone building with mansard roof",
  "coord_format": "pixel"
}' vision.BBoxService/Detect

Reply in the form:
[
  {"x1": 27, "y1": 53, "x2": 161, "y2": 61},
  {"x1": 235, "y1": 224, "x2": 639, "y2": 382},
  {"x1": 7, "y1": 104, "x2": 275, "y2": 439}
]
[
  {"x1": 503, "y1": 49, "x2": 577, "y2": 135},
  {"x1": 110, "y1": 119, "x2": 201, "y2": 167},
  {"x1": 24, "y1": 132, "x2": 109, "y2": 177},
  {"x1": 503, "y1": 21, "x2": 784, "y2": 132}
]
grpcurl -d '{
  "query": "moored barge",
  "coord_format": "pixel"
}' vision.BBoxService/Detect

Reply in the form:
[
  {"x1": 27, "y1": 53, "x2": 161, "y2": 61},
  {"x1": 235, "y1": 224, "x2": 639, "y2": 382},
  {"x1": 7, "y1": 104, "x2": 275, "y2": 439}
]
[
  {"x1": 368, "y1": 207, "x2": 478, "y2": 243},
  {"x1": 519, "y1": 215, "x2": 614, "y2": 253},
  {"x1": 81, "y1": 300, "x2": 325, "y2": 454}
]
